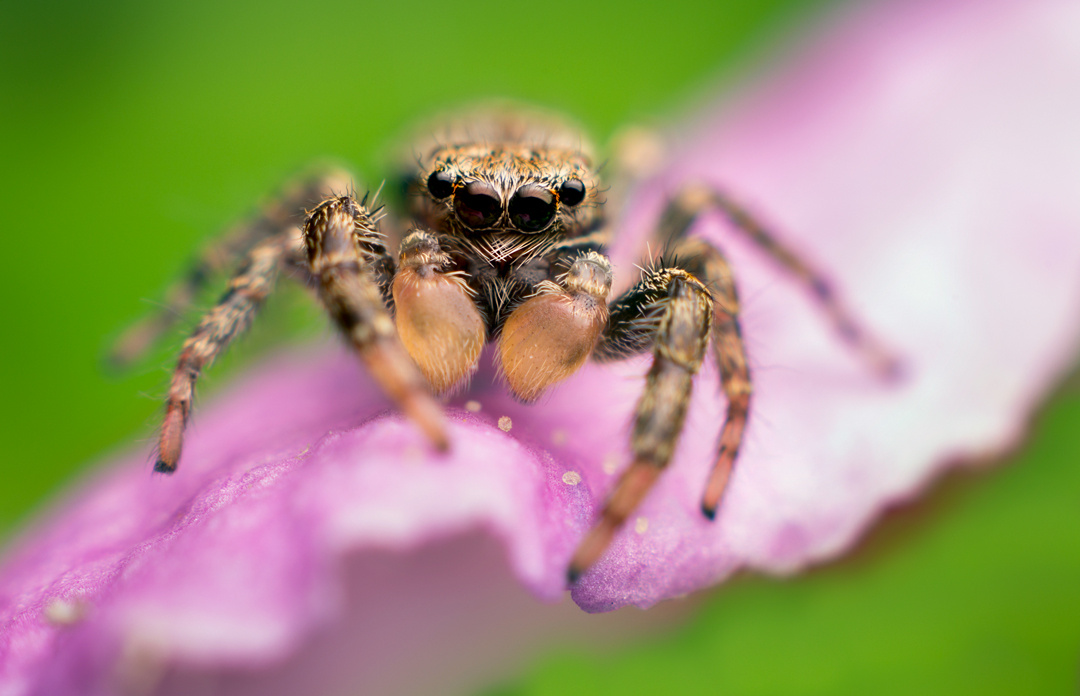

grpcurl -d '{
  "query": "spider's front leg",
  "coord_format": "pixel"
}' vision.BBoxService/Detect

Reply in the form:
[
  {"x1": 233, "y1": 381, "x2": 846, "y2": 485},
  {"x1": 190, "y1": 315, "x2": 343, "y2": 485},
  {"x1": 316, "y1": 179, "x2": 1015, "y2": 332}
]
[
  {"x1": 569, "y1": 262, "x2": 726, "y2": 581},
  {"x1": 303, "y1": 197, "x2": 449, "y2": 450}
]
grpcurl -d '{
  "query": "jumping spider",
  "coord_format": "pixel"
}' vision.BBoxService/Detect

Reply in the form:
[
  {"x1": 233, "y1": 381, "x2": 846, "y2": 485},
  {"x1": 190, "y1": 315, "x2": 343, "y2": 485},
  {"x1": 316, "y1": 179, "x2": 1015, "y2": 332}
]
[{"x1": 114, "y1": 107, "x2": 895, "y2": 582}]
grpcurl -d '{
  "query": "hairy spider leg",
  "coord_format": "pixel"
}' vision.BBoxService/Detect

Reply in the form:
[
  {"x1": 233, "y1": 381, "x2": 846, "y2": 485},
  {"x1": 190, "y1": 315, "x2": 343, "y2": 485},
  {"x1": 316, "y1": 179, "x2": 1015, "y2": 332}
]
[
  {"x1": 110, "y1": 172, "x2": 351, "y2": 369},
  {"x1": 156, "y1": 235, "x2": 290, "y2": 472},
  {"x1": 659, "y1": 184, "x2": 900, "y2": 378},
  {"x1": 674, "y1": 238, "x2": 752, "y2": 519},
  {"x1": 566, "y1": 182, "x2": 901, "y2": 577},
  {"x1": 303, "y1": 195, "x2": 449, "y2": 452},
  {"x1": 572, "y1": 267, "x2": 717, "y2": 581}
]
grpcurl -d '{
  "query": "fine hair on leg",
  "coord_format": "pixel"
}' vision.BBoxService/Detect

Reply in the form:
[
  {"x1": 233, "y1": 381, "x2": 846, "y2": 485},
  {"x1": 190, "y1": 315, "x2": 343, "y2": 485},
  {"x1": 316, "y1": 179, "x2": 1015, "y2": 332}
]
[{"x1": 156, "y1": 235, "x2": 291, "y2": 472}]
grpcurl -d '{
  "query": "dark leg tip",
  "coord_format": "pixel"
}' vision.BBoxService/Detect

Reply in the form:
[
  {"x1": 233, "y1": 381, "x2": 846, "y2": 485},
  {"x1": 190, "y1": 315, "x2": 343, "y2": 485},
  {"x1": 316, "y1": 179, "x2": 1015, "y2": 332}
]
[
  {"x1": 700, "y1": 502, "x2": 717, "y2": 521},
  {"x1": 566, "y1": 566, "x2": 582, "y2": 587},
  {"x1": 153, "y1": 458, "x2": 177, "y2": 475}
]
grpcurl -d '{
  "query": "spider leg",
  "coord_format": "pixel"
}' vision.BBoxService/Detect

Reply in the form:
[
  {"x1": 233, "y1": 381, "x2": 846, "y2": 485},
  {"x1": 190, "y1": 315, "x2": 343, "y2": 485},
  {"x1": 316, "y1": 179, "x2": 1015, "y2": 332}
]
[
  {"x1": 658, "y1": 184, "x2": 899, "y2": 377},
  {"x1": 303, "y1": 195, "x2": 449, "y2": 451},
  {"x1": 674, "y1": 238, "x2": 752, "y2": 519},
  {"x1": 110, "y1": 172, "x2": 351, "y2": 369},
  {"x1": 156, "y1": 234, "x2": 292, "y2": 472},
  {"x1": 571, "y1": 265, "x2": 715, "y2": 581}
]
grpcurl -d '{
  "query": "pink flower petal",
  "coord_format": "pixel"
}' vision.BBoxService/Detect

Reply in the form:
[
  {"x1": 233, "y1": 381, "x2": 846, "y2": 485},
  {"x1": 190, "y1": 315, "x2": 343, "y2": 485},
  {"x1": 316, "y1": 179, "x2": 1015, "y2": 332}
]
[
  {"x1": 578, "y1": 0, "x2": 1080, "y2": 609},
  {"x1": 3, "y1": 0, "x2": 1080, "y2": 691}
]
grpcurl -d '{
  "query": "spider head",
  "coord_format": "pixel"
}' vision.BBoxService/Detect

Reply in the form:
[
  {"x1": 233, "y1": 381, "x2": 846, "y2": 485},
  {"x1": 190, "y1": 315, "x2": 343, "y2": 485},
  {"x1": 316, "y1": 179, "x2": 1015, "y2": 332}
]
[
  {"x1": 409, "y1": 107, "x2": 599, "y2": 239},
  {"x1": 424, "y1": 150, "x2": 593, "y2": 236}
]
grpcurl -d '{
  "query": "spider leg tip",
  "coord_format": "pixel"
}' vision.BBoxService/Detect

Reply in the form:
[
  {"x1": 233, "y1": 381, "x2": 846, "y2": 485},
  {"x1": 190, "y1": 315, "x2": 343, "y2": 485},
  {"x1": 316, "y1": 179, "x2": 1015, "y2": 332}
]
[
  {"x1": 152, "y1": 458, "x2": 177, "y2": 475},
  {"x1": 700, "y1": 501, "x2": 717, "y2": 521},
  {"x1": 566, "y1": 565, "x2": 582, "y2": 587},
  {"x1": 423, "y1": 422, "x2": 451, "y2": 453}
]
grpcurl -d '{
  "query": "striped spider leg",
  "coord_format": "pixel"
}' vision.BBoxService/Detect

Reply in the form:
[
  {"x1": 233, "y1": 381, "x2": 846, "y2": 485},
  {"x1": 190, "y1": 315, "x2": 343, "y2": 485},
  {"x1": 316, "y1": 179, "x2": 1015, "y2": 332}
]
[
  {"x1": 566, "y1": 180, "x2": 899, "y2": 581},
  {"x1": 136, "y1": 173, "x2": 447, "y2": 473},
  {"x1": 108, "y1": 175, "x2": 344, "y2": 370}
]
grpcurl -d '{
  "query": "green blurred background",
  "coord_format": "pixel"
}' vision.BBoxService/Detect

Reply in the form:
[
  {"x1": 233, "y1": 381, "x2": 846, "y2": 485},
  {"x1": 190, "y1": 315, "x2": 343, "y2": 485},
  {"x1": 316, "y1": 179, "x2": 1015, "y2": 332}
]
[{"x1": 1, "y1": 0, "x2": 1077, "y2": 693}]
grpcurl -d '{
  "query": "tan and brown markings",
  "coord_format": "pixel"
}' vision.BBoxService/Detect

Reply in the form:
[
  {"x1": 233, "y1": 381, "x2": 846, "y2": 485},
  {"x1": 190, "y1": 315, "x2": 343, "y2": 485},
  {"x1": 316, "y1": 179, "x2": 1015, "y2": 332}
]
[{"x1": 116, "y1": 108, "x2": 896, "y2": 584}]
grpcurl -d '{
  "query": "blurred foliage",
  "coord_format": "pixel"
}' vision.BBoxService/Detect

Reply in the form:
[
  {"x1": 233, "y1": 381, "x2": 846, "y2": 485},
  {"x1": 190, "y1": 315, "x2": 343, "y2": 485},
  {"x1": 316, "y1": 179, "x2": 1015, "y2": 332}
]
[{"x1": 1, "y1": 0, "x2": 1077, "y2": 694}]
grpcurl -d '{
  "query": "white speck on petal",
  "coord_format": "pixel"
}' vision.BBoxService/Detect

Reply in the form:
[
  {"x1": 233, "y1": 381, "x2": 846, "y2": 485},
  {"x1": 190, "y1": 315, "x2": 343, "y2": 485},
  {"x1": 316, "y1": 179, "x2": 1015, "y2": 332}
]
[
  {"x1": 602, "y1": 454, "x2": 619, "y2": 475},
  {"x1": 464, "y1": 400, "x2": 481, "y2": 413},
  {"x1": 634, "y1": 517, "x2": 649, "y2": 534},
  {"x1": 497, "y1": 416, "x2": 512, "y2": 432},
  {"x1": 43, "y1": 598, "x2": 85, "y2": 626},
  {"x1": 562, "y1": 471, "x2": 582, "y2": 486}
]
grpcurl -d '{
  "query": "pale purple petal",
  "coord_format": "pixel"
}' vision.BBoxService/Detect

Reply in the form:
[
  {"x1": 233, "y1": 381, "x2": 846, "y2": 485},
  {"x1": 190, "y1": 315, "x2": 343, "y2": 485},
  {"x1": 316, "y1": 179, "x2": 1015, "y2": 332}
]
[
  {"x1": 575, "y1": 0, "x2": 1080, "y2": 609},
  {"x1": 3, "y1": 0, "x2": 1080, "y2": 691},
  {"x1": 0, "y1": 353, "x2": 690, "y2": 693}
]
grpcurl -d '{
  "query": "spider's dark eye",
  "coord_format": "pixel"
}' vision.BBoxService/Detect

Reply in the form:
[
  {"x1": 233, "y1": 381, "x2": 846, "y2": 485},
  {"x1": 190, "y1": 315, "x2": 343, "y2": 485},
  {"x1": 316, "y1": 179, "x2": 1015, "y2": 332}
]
[
  {"x1": 426, "y1": 170, "x2": 455, "y2": 199},
  {"x1": 558, "y1": 178, "x2": 586, "y2": 207},
  {"x1": 509, "y1": 184, "x2": 556, "y2": 233},
  {"x1": 454, "y1": 181, "x2": 502, "y2": 229}
]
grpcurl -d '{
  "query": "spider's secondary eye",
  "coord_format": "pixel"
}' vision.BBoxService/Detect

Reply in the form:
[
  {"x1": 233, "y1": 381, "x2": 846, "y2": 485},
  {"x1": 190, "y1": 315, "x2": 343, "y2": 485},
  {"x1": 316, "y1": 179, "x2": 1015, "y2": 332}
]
[
  {"x1": 426, "y1": 170, "x2": 455, "y2": 199},
  {"x1": 509, "y1": 184, "x2": 556, "y2": 233},
  {"x1": 454, "y1": 181, "x2": 502, "y2": 229},
  {"x1": 558, "y1": 178, "x2": 586, "y2": 207}
]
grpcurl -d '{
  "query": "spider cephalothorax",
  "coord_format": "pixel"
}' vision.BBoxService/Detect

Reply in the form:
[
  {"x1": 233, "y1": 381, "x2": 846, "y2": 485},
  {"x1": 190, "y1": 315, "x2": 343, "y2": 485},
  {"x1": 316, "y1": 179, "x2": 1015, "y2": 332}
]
[
  {"x1": 389, "y1": 115, "x2": 612, "y2": 400},
  {"x1": 115, "y1": 106, "x2": 894, "y2": 582}
]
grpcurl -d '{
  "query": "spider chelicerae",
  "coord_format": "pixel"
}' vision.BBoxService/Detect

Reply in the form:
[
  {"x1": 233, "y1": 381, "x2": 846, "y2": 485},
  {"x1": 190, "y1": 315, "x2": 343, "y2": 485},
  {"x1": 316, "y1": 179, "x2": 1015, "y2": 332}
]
[{"x1": 114, "y1": 107, "x2": 895, "y2": 582}]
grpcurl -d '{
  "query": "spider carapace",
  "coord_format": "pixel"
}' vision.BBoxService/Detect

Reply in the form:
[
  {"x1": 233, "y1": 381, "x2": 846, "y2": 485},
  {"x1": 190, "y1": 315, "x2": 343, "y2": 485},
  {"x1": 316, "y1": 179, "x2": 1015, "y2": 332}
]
[{"x1": 115, "y1": 107, "x2": 895, "y2": 583}]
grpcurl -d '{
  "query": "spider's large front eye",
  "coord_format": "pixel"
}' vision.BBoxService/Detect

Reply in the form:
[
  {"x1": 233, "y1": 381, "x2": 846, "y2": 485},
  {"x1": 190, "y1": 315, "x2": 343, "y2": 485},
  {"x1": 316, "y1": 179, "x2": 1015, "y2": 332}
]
[
  {"x1": 558, "y1": 178, "x2": 586, "y2": 207},
  {"x1": 426, "y1": 170, "x2": 455, "y2": 199},
  {"x1": 509, "y1": 184, "x2": 556, "y2": 233},
  {"x1": 454, "y1": 181, "x2": 502, "y2": 229}
]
